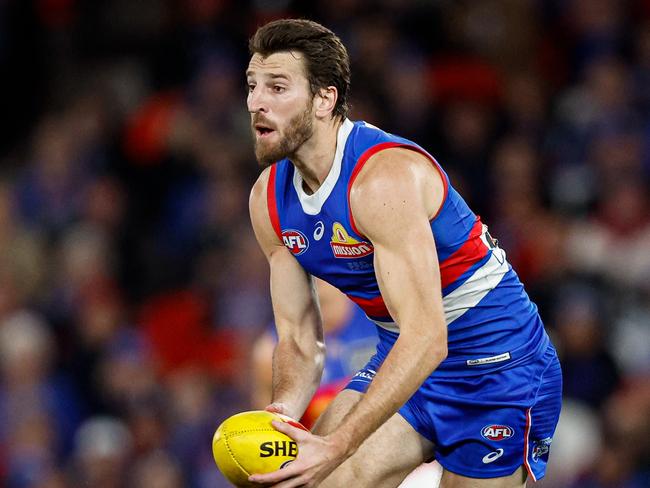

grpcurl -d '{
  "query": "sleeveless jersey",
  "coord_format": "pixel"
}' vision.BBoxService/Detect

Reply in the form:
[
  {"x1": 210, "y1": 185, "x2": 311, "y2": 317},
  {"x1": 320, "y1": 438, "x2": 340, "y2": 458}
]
[{"x1": 267, "y1": 119, "x2": 548, "y2": 377}]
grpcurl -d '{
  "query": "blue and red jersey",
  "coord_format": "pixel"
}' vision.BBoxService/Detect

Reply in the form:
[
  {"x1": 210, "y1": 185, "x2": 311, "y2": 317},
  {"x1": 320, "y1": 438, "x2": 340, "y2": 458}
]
[{"x1": 267, "y1": 119, "x2": 548, "y2": 377}]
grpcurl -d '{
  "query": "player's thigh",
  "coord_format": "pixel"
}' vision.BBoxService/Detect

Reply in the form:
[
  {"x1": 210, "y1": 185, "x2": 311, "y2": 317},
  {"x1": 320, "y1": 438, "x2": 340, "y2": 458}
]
[
  {"x1": 314, "y1": 389, "x2": 434, "y2": 488},
  {"x1": 440, "y1": 466, "x2": 526, "y2": 488}
]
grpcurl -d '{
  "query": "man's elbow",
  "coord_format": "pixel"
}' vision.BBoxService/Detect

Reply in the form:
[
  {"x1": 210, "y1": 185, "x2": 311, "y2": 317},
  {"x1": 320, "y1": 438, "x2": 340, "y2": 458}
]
[
  {"x1": 313, "y1": 340, "x2": 326, "y2": 370},
  {"x1": 422, "y1": 331, "x2": 447, "y2": 364},
  {"x1": 430, "y1": 342, "x2": 447, "y2": 363},
  {"x1": 402, "y1": 327, "x2": 447, "y2": 364}
]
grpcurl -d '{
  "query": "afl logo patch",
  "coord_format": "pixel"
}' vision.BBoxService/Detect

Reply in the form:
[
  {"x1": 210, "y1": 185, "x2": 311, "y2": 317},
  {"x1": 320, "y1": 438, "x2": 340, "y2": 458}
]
[
  {"x1": 282, "y1": 229, "x2": 309, "y2": 256},
  {"x1": 481, "y1": 425, "x2": 514, "y2": 441}
]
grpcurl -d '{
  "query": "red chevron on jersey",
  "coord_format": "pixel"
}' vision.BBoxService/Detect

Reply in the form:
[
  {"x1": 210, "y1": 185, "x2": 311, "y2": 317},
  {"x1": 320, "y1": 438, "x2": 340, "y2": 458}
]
[
  {"x1": 346, "y1": 294, "x2": 390, "y2": 318},
  {"x1": 440, "y1": 219, "x2": 489, "y2": 289}
]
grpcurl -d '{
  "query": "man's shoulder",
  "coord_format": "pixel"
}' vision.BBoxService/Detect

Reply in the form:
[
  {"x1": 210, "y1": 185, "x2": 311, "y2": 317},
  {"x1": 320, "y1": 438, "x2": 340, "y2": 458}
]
[
  {"x1": 348, "y1": 142, "x2": 446, "y2": 227},
  {"x1": 354, "y1": 147, "x2": 433, "y2": 187}
]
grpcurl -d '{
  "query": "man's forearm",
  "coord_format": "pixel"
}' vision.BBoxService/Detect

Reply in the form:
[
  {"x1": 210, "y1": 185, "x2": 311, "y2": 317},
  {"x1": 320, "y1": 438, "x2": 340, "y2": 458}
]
[
  {"x1": 328, "y1": 328, "x2": 446, "y2": 455},
  {"x1": 271, "y1": 338, "x2": 325, "y2": 419}
]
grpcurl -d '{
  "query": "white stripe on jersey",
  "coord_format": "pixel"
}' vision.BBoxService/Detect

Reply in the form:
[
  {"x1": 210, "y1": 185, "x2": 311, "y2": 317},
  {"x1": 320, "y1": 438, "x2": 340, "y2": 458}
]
[{"x1": 372, "y1": 248, "x2": 510, "y2": 333}]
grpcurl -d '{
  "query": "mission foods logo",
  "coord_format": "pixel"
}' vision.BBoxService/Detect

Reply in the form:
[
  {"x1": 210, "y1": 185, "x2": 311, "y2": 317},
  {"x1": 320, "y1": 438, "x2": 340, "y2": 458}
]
[
  {"x1": 330, "y1": 223, "x2": 373, "y2": 259},
  {"x1": 282, "y1": 229, "x2": 309, "y2": 256},
  {"x1": 481, "y1": 425, "x2": 514, "y2": 441}
]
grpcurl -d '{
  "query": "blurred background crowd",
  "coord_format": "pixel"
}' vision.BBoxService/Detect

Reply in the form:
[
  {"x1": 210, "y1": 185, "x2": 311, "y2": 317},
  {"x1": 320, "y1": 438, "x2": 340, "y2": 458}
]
[{"x1": 0, "y1": 0, "x2": 649, "y2": 487}]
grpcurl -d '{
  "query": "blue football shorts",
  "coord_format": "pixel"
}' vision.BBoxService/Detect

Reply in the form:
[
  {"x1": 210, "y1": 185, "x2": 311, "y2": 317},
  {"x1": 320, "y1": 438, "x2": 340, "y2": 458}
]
[{"x1": 345, "y1": 342, "x2": 562, "y2": 481}]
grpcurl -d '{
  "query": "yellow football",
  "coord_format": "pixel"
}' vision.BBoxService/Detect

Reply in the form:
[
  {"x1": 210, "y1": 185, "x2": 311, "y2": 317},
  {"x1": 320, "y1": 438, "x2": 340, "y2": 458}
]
[{"x1": 212, "y1": 410, "x2": 307, "y2": 487}]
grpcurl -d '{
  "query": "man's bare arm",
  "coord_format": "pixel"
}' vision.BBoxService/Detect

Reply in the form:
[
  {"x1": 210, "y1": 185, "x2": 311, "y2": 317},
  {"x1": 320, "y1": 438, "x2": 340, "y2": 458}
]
[
  {"x1": 249, "y1": 168, "x2": 325, "y2": 420},
  {"x1": 328, "y1": 147, "x2": 448, "y2": 454}
]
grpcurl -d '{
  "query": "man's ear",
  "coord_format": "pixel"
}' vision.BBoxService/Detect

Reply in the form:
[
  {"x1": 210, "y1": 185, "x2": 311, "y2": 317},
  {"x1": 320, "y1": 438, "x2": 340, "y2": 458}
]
[{"x1": 314, "y1": 86, "x2": 338, "y2": 118}]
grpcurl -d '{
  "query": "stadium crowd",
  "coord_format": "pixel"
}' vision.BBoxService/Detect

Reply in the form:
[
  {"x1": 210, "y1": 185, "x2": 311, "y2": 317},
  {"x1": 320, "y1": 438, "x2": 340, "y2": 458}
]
[{"x1": 0, "y1": 1, "x2": 648, "y2": 486}]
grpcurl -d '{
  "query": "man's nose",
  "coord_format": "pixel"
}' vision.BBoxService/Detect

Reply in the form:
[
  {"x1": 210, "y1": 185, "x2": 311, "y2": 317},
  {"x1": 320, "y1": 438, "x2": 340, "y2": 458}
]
[{"x1": 248, "y1": 87, "x2": 268, "y2": 114}]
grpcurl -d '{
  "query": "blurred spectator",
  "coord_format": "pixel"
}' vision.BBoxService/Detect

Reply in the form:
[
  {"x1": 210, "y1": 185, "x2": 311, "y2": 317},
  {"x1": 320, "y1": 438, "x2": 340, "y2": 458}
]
[
  {"x1": 385, "y1": 51, "x2": 437, "y2": 144},
  {"x1": 166, "y1": 368, "x2": 241, "y2": 488},
  {"x1": 565, "y1": 173, "x2": 650, "y2": 289},
  {"x1": 568, "y1": 379, "x2": 650, "y2": 487},
  {"x1": 634, "y1": 20, "x2": 650, "y2": 115},
  {"x1": 563, "y1": 0, "x2": 628, "y2": 73},
  {"x1": 0, "y1": 180, "x2": 46, "y2": 317},
  {"x1": 211, "y1": 226, "x2": 272, "y2": 331},
  {"x1": 130, "y1": 450, "x2": 185, "y2": 488},
  {"x1": 96, "y1": 329, "x2": 160, "y2": 414},
  {"x1": 501, "y1": 71, "x2": 549, "y2": 141},
  {"x1": 553, "y1": 284, "x2": 620, "y2": 408},
  {"x1": 610, "y1": 282, "x2": 650, "y2": 376},
  {"x1": 437, "y1": 100, "x2": 496, "y2": 210},
  {"x1": 0, "y1": 311, "x2": 83, "y2": 485},
  {"x1": 71, "y1": 416, "x2": 132, "y2": 488}
]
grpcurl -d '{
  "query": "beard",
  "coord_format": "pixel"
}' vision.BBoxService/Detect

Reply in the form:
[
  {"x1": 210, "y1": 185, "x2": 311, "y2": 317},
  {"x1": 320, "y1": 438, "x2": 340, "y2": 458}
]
[{"x1": 252, "y1": 102, "x2": 314, "y2": 168}]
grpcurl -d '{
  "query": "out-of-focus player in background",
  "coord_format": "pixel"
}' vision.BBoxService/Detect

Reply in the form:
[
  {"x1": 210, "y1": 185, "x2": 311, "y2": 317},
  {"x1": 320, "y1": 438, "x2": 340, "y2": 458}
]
[
  {"x1": 251, "y1": 278, "x2": 377, "y2": 428},
  {"x1": 246, "y1": 18, "x2": 562, "y2": 488}
]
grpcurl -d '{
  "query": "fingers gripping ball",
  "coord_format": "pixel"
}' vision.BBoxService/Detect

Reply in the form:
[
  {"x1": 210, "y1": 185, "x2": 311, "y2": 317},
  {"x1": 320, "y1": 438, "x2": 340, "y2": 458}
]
[{"x1": 212, "y1": 410, "x2": 308, "y2": 487}]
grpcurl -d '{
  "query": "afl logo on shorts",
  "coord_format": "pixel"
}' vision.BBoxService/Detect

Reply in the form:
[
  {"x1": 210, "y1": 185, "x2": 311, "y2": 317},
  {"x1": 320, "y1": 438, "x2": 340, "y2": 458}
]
[
  {"x1": 282, "y1": 229, "x2": 309, "y2": 256},
  {"x1": 481, "y1": 425, "x2": 514, "y2": 441}
]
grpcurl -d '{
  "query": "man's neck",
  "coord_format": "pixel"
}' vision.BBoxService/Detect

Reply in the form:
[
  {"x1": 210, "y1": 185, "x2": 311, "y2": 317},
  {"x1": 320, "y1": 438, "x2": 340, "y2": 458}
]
[{"x1": 291, "y1": 117, "x2": 344, "y2": 194}]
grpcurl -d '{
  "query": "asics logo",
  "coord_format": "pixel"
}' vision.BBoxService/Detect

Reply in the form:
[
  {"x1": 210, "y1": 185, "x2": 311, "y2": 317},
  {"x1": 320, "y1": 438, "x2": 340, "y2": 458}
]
[
  {"x1": 482, "y1": 449, "x2": 504, "y2": 464},
  {"x1": 314, "y1": 221, "x2": 324, "y2": 241}
]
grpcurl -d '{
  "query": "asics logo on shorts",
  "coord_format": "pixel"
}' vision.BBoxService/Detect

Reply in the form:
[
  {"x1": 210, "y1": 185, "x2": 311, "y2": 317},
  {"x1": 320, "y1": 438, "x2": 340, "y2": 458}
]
[{"x1": 482, "y1": 449, "x2": 504, "y2": 464}]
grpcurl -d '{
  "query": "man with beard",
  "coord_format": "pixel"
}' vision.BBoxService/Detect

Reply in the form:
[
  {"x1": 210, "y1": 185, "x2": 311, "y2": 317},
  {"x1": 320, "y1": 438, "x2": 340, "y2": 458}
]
[{"x1": 245, "y1": 19, "x2": 562, "y2": 488}]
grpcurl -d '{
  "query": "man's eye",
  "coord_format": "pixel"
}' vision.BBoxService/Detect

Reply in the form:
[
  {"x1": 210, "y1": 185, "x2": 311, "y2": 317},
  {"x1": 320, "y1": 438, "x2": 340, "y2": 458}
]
[
  {"x1": 273, "y1": 86, "x2": 285, "y2": 93},
  {"x1": 247, "y1": 84, "x2": 256, "y2": 92}
]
